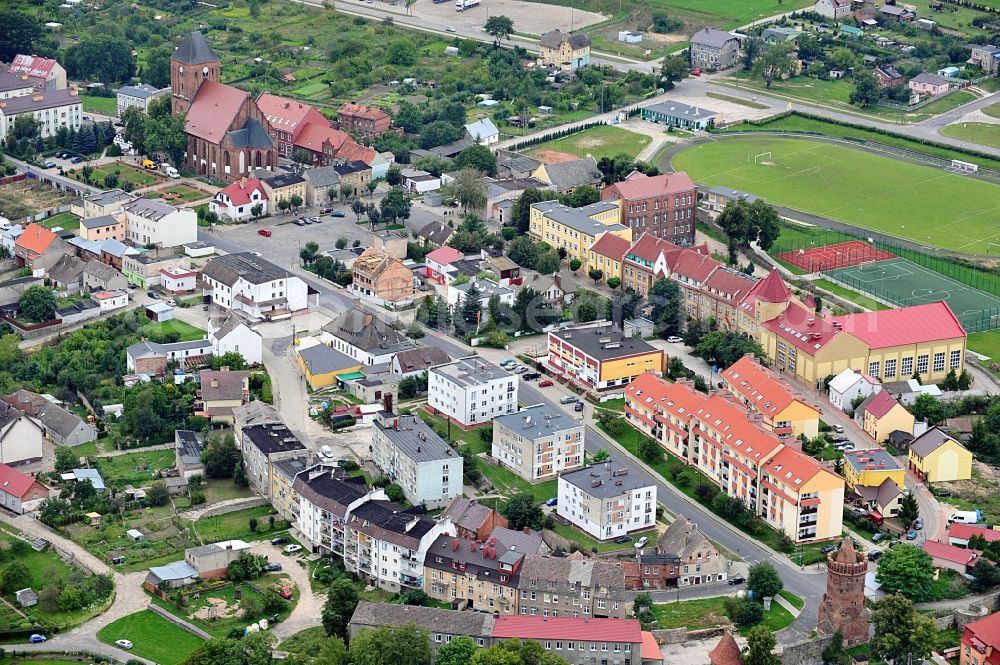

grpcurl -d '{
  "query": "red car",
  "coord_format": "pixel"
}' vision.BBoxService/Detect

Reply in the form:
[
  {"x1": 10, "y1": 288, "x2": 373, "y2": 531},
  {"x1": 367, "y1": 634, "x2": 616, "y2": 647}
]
[
  {"x1": 538, "y1": 379, "x2": 553, "y2": 387},
  {"x1": 258, "y1": 228, "x2": 272, "y2": 237},
  {"x1": 690, "y1": 68, "x2": 702, "y2": 76}
]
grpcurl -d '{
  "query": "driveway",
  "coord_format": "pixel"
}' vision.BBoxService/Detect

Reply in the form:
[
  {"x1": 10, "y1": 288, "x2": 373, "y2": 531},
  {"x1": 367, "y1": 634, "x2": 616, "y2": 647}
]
[{"x1": 248, "y1": 542, "x2": 322, "y2": 640}]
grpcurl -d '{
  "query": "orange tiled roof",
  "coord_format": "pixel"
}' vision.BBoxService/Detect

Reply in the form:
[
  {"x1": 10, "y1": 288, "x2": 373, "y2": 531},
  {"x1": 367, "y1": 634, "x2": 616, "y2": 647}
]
[
  {"x1": 15, "y1": 223, "x2": 56, "y2": 255},
  {"x1": 722, "y1": 355, "x2": 817, "y2": 419}
]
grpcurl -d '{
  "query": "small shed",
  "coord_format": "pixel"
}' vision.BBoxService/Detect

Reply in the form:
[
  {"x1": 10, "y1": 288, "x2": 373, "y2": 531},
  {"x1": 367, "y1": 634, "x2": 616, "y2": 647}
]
[
  {"x1": 618, "y1": 31, "x2": 643, "y2": 43},
  {"x1": 126, "y1": 528, "x2": 145, "y2": 542},
  {"x1": 145, "y1": 301, "x2": 174, "y2": 323},
  {"x1": 444, "y1": 46, "x2": 459, "y2": 56},
  {"x1": 15, "y1": 588, "x2": 37, "y2": 607},
  {"x1": 85, "y1": 511, "x2": 102, "y2": 526},
  {"x1": 477, "y1": 99, "x2": 499, "y2": 108},
  {"x1": 537, "y1": 105, "x2": 553, "y2": 115},
  {"x1": 624, "y1": 317, "x2": 655, "y2": 339}
]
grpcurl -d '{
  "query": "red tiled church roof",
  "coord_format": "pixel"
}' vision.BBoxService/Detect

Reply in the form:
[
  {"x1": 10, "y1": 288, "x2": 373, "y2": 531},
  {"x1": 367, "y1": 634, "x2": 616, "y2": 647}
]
[{"x1": 185, "y1": 80, "x2": 249, "y2": 143}]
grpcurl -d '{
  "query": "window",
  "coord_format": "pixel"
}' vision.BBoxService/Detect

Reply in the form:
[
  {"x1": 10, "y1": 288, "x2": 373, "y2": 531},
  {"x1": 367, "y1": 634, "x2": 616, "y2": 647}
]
[
  {"x1": 902, "y1": 357, "x2": 913, "y2": 376},
  {"x1": 934, "y1": 352, "x2": 945, "y2": 372},
  {"x1": 884, "y1": 358, "x2": 897, "y2": 378},
  {"x1": 869, "y1": 361, "x2": 880, "y2": 377},
  {"x1": 951, "y1": 350, "x2": 961, "y2": 369},
  {"x1": 917, "y1": 354, "x2": 929, "y2": 373}
]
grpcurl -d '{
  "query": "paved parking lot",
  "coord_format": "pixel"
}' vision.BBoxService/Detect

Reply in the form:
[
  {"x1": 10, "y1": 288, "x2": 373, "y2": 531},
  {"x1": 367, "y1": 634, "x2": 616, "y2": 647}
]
[{"x1": 411, "y1": 0, "x2": 605, "y2": 36}]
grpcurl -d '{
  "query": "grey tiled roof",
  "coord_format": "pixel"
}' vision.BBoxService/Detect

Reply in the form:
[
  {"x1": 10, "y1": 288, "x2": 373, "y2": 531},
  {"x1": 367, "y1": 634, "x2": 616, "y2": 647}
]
[
  {"x1": 656, "y1": 516, "x2": 713, "y2": 558},
  {"x1": 350, "y1": 601, "x2": 495, "y2": 637},
  {"x1": 202, "y1": 252, "x2": 291, "y2": 287},
  {"x1": 303, "y1": 166, "x2": 341, "y2": 189},
  {"x1": 539, "y1": 29, "x2": 592, "y2": 50},
  {"x1": 539, "y1": 156, "x2": 602, "y2": 191},
  {"x1": 298, "y1": 344, "x2": 357, "y2": 375},
  {"x1": 228, "y1": 119, "x2": 273, "y2": 149},
  {"x1": 494, "y1": 404, "x2": 581, "y2": 441},
  {"x1": 172, "y1": 31, "x2": 219, "y2": 65},
  {"x1": 322, "y1": 308, "x2": 414, "y2": 355},
  {"x1": 909, "y1": 427, "x2": 964, "y2": 457},
  {"x1": 691, "y1": 27, "x2": 738, "y2": 48}
]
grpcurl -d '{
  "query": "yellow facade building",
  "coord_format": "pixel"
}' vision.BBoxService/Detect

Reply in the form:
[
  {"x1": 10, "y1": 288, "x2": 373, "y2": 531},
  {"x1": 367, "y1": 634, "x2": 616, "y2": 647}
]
[
  {"x1": 907, "y1": 427, "x2": 973, "y2": 483},
  {"x1": 842, "y1": 448, "x2": 905, "y2": 492},
  {"x1": 857, "y1": 391, "x2": 915, "y2": 444},
  {"x1": 721, "y1": 354, "x2": 821, "y2": 439},
  {"x1": 536, "y1": 29, "x2": 592, "y2": 71},
  {"x1": 547, "y1": 324, "x2": 664, "y2": 394},
  {"x1": 529, "y1": 200, "x2": 632, "y2": 264},
  {"x1": 296, "y1": 343, "x2": 362, "y2": 390}
]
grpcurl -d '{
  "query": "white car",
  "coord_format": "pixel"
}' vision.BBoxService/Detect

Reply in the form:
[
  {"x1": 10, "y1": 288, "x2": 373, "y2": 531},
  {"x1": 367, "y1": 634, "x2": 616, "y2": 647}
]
[
  {"x1": 445, "y1": 25, "x2": 457, "y2": 32},
  {"x1": 666, "y1": 336, "x2": 684, "y2": 344},
  {"x1": 634, "y1": 536, "x2": 649, "y2": 549},
  {"x1": 284, "y1": 544, "x2": 303, "y2": 554},
  {"x1": 116, "y1": 640, "x2": 133, "y2": 650}
]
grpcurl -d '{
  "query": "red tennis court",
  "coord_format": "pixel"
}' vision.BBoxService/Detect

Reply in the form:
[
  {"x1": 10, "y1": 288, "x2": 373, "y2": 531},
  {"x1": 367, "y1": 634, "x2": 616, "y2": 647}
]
[{"x1": 776, "y1": 240, "x2": 896, "y2": 272}]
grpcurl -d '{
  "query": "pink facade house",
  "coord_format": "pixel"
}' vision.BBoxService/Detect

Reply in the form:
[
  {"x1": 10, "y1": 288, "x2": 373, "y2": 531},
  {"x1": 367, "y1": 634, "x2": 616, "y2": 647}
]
[
  {"x1": 424, "y1": 246, "x2": 464, "y2": 285},
  {"x1": 909, "y1": 72, "x2": 950, "y2": 96}
]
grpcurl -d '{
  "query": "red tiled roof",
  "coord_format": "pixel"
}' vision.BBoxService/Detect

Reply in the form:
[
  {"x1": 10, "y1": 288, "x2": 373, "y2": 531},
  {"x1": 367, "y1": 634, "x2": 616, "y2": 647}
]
[
  {"x1": 761, "y1": 303, "x2": 843, "y2": 353},
  {"x1": 764, "y1": 445, "x2": 826, "y2": 489},
  {"x1": 709, "y1": 631, "x2": 743, "y2": 665},
  {"x1": 923, "y1": 540, "x2": 981, "y2": 566},
  {"x1": 217, "y1": 179, "x2": 268, "y2": 206},
  {"x1": 8, "y1": 54, "x2": 57, "y2": 80},
  {"x1": 256, "y1": 93, "x2": 328, "y2": 137},
  {"x1": 186, "y1": 80, "x2": 249, "y2": 143},
  {"x1": 625, "y1": 373, "x2": 707, "y2": 422},
  {"x1": 491, "y1": 616, "x2": 642, "y2": 643},
  {"x1": 704, "y1": 268, "x2": 757, "y2": 300},
  {"x1": 697, "y1": 394, "x2": 783, "y2": 464},
  {"x1": 294, "y1": 123, "x2": 350, "y2": 152},
  {"x1": 426, "y1": 246, "x2": 463, "y2": 266},
  {"x1": 756, "y1": 269, "x2": 792, "y2": 303},
  {"x1": 949, "y1": 524, "x2": 1000, "y2": 543},
  {"x1": 623, "y1": 234, "x2": 685, "y2": 275},
  {"x1": 672, "y1": 251, "x2": 719, "y2": 284},
  {"x1": 863, "y1": 391, "x2": 900, "y2": 419},
  {"x1": 606, "y1": 172, "x2": 696, "y2": 201},
  {"x1": 337, "y1": 140, "x2": 377, "y2": 164},
  {"x1": 338, "y1": 103, "x2": 391, "y2": 122},
  {"x1": 641, "y1": 632, "x2": 662, "y2": 662},
  {"x1": 722, "y1": 355, "x2": 814, "y2": 418},
  {"x1": 963, "y1": 611, "x2": 1000, "y2": 655},
  {"x1": 833, "y1": 301, "x2": 966, "y2": 349},
  {"x1": 0, "y1": 463, "x2": 43, "y2": 499},
  {"x1": 589, "y1": 233, "x2": 631, "y2": 263},
  {"x1": 15, "y1": 223, "x2": 56, "y2": 255}
]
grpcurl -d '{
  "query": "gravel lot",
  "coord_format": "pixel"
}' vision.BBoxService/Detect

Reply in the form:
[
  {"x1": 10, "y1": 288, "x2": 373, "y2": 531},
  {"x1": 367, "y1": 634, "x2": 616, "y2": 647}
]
[{"x1": 411, "y1": 0, "x2": 606, "y2": 36}]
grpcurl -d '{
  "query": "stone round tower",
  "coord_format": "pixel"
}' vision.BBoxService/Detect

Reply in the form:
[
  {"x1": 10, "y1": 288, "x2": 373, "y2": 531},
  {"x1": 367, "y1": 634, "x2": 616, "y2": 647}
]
[{"x1": 816, "y1": 539, "x2": 870, "y2": 646}]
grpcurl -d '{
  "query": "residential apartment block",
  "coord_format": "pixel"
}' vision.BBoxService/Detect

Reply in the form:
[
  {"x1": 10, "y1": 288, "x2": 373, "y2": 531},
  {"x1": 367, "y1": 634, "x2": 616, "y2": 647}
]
[
  {"x1": 423, "y1": 532, "x2": 524, "y2": 614},
  {"x1": 721, "y1": 354, "x2": 821, "y2": 439},
  {"x1": 557, "y1": 462, "x2": 656, "y2": 540},
  {"x1": 536, "y1": 30, "x2": 592, "y2": 71},
  {"x1": 547, "y1": 324, "x2": 664, "y2": 393},
  {"x1": 371, "y1": 413, "x2": 463, "y2": 508},
  {"x1": 529, "y1": 200, "x2": 631, "y2": 264},
  {"x1": 689, "y1": 28, "x2": 740, "y2": 70},
  {"x1": 623, "y1": 373, "x2": 844, "y2": 543},
  {"x1": 293, "y1": 464, "x2": 373, "y2": 555},
  {"x1": 492, "y1": 405, "x2": 584, "y2": 483},
  {"x1": 240, "y1": 420, "x2": 309, "y2": 499},
  {"x1": 0, "y1": 88, "x2": 81, "y2": 140},
  {"x1": 600, "y1": 171, "x2": 697, "y2": 246},
  {"x1": 337, "y1": 102, "x2": 394, "y2": 138},
  {"x1": 116, "y1": 83, "x2": 168, "y2": 116},
  {"x1": 516, "y1": 556, "x2": 627, "y2": 619},
  {"x1": 122, "y1": 198, "x2": 197, "y2": 248},
  {"x1": 201, "y1": 252, "x2": 311, "y2": 320},
  {"x1": 428, "y1": 356, "x2": 517, "y2": 428}
]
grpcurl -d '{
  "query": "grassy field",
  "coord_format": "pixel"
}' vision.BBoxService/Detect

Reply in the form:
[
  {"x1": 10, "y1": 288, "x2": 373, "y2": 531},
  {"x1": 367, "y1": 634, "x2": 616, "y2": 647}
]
[
  {"x1": 534, "y1": 0, "x2": 811, "y2": 28},
  {"x1": 814, "y1": 278, "x2": 891, "y2": 311},
  {"x1": 140, "y1": 319, "x2": 206, "y2": 342},
  {"x1": 79, "y1": 93, "x2": 118, "y2": 116},
  {"x1": 97, "y1": 449, "x2": 177, "y2": 487},
  {"x1": 983, "y1": 102, "x2": 1000, "y2": 119},
  {"x1": 97, "y1": 610, "x2": 204, "y2": 665},
  {"x1": 549, "y1": 522, "x2": 660, "y2": 553},
  {"x1": 72, "y1": 162, "x2": 163, "y2": 189},
  {"x1": 717, "y1": 112, "x2": 1000, "y2": 173},
  {"x1": 969, "y1": 329, "x2": 1000, "y2": 361},
  {"x1": 650, "y1": 597, "x2": 795, "y2": 634},
  {"x1": 37, "y1": 212, "x2": 81, "y2": 231},
  {"x1": 526, "y1": 125, "x2": 651, "y2": 162},
  {"x1": 939, "y1": 122, "x2": 1000, "y2": 150},
  {"x1": 672, "y1": 136, "x2": 1000, "y2": 254},
  {"x1": 195, "y1": 505, "x2": 289, "y2": 542}
]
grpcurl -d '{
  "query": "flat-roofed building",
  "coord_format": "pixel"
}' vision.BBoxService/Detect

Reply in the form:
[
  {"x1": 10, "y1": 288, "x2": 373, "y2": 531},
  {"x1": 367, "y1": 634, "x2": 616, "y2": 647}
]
[
  {"x1": 493, "y1": 405, "x2": 584, "y2": 483},
  {"x1": 557, "y1": 461, "x2": 656, "y2": 540},
  {"x1": 428, "y1": 356, "x2": 517, "y2": 428},
  {"x1": 547, "y1": 324, "x2": 664, "y2": 394},
  {"x1": 371, "y1": 413, "x2": 463, "y2": 508}
]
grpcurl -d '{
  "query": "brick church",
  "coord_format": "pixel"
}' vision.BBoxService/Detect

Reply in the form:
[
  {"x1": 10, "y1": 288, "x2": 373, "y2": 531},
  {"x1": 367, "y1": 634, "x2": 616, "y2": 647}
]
[{"x1": 170, "y1": 32, "x2": 276, "y2": 181}]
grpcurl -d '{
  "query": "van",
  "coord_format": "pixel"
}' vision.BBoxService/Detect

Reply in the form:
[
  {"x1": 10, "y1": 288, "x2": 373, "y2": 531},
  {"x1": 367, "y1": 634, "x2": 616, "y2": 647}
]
[
  {"x1": 559, "y1": 395, "x2": 578, "y2": 405},
  {"x1": 321, "y1": 445, "x2": 333, "y2": 458},
  {"x1": 832, "y1": 424, "x2": 844, "y2": 434},
  {"x1": 142, "y1": 158, "x2": 157, "y2": 170},
  {"x1": 948, "y1": 510, "x2": 983, "y2": 525},
  {"x1": 163, "y1": 165, "x2": 180, "y2": 179}
]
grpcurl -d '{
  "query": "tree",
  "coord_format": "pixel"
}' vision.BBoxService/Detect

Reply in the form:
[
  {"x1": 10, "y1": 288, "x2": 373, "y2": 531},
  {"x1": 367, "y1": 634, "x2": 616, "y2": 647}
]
[
  {"x1": 290, "y1": 194, "x2": 304, "y2": 210},
  {"x1": 717, "y1": 198, "x2": 780, "y2": 263},
  {"x1": 437, "y1": 636, "x2": 478, "y2": 665},
  {"x1": 649, "y1": 279, "x2": 683, "y2": 338},
  {"x1": 607, "y1": 276, "x2": 621, "y2": 290},
  {"x1": 0, "y1": 561, "x2": 32, "y2": 595},
  {"x1": 19, "y1": 286, "x2": 56, "y2": 323},
  {"x1": 484, "y1": 15, "x2": 515, "y2": 45},
  {"x1": 743, "y1": 625, "x2": 780, "y2": 665},
  {"x1": 970, "y1": 558, "x2": 1000, "y2": 592},
  {"x1": 380, "y1": 187, "x2": 411, "y2": 223},
  {"x1": 414, "y1": 154, "x2": 454, "y2": 178},
  {"x1": 875, "y1": 544, "x2": 934, "y2": 601},
  {"x1": 300, "y1": 241, "x2": 320, "y2": 265},
  {"x1": 591, "y1": 449, "x2": 610, "y2": 463},
  {"x1": 0, "y1": 8, "x2": 44, "y2": 63},
  {"x1": 511, "y1": 188, "x2": 545, "y2": 235},
  {"x1": 724, "y1": 595, "x2": 764, "y2": 627},
  {"x1": 385, "y1": 483, "x2": 406, "y2": 504},
  {"x1": 910, "y1": 393, "x2": 943, "y2": 425},
  {"x1": 755, "y1": 45, "x2": 797, "y2": 88},
  {"x1": 695, "y1": 331, "x2": 765, "y2": 369},
  {"x1": 385, "y1": 39, "x2": 417, "y2": 66},
  {"x1": 322, "y1": 578, "x2": 360, "y2": 638},
  {"x1": 534, "y1": 250, "x2": 561, "y2": 275},
  {"x1": 386, "y1": 166, "x2": 403, "y2": 186},
  {"x1": 419, "y1": 121, "x2": 464, "y2": 149},
  {"x1": 827, "y1": 47, "x2": 859, "y2": 72},
  {"x1": 460, "y1": 282, "x2": 483, "y2": 328},
  {"x1": 588, "y1": 268, "x2": 604, "y2": 285},
  {"x1": 822, "y1": 631, "x2": 851, "y2": 665},
  {"x1": 251, "y1": 203, "x2": 264, "y2": 219},
  {"x1": 897, "y1": 492, "x2": 919, "y2": 526},
  {"x1": 55, "y1": 446, "x2": 78, "y2": 473},
  {"x1": 508, "y1": 236, "x2": 541, "y2": 269},
  {"x1": 451, "y1": 168, "x2": 488, "y2": 212},
  {"x1": 747, "y1": 562, "x2": 783, "y2": 599},
  {"x1": 850, "y1": 71, "x2": 881, "y2": 108},
  {"x1": 339, "y1": 182, "x2": 353, "y2": 202},
  {"x1": 212, "y1": 351, "x2": 248, "y2": 371},
  {"x1": 504, "y1": 493, "x2": 543, "y2": 531},
  {"x1": 147, "y1": 480, "x2": 169, "y2": 507},
  {"x1": 659, "y1": 55, "x2": 690, "y2": 87},
  {"x1": 870, "y1": 594, "x2": 936, "y2": 665},
  {"x1": 201, "y1": 431, "x2": 240, "y2": 479},
  {"x1": 182, "y1": 632, "x2": 275, "y2": 665},
  {"x1": 66, "y1": 33, "x2": 136, "y2": 84},
  {"x1": 638, "y1": 436, "x2": 663, "y2": 464},
  {"x1": 350, "y1": 625, "x2": 431, "y2": 665},
  {"x1": 143, "y1": 98, "x2": 188, "y2": 167},
  {"x1": 455, "y1": 144, "x2": 498, "y2": 177}
]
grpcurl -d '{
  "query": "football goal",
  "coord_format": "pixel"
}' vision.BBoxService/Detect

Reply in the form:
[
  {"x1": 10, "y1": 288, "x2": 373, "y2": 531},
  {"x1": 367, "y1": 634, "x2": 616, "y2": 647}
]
[
  {"x1": 749, "y1": 151, "x2": 772, "y2": 164},
  {"x1": 951, "y1": 159, "x2": 979, "y2": 174}
]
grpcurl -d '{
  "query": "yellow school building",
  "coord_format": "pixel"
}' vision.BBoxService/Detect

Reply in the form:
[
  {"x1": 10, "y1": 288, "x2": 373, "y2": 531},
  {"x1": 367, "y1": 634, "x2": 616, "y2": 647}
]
[{"x1": 529, "y1": 200, "x2": 632, "y2": 264}]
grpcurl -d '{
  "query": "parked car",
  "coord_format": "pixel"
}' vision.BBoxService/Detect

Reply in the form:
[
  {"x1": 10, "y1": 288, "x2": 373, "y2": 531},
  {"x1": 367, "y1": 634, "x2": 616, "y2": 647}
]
[
  {"x1": 446, "y1": 25, "x2": 456, "y2": 32},
  {"x1": 147, "y1": 291, "x2": 160, "y2": 299},
  {"x1": 70, "y1": 156, "x2": 84, "y2": 164},
  {"x1": 574, "y1": 402, "x2": 584, "y2": 412},
  {"x1": 614, "y1": 535, "x2": 632, "y2": 544},
  {"x1": 545, "y1": 497, "x2": 557, "y2": 507},
  {"x1": 116, "y1": 640, "x2": 134, "y2": 650},
  {"x1": 165, "y1": 299, "x2": 177, "y2": 307},
  {"x1": 872, "y1": 532, "x2": 884, "y2": 542},
  {"x1": 271, "y1": 536, "x2": 289, "y2": 545},
  {"x1": 913, "y1": 519, "x2": 924, "y2": 530},
  {"x1": 514, "y1": 366, "x2": 528, "y2": 374},
  {"x1": 821, "y1": 545, "x2": 837, "y2": 553},
  {"x1": 634, "y1": 536, "x2": 649, "y2": 549},
  {"x1": 258, "y1": 228, "x2": 272, "y2": 237},
  {"x1": 559, "y1": 395, "x2": 578, "y2": 405},
  {"x1": 728, "y1": 575, "x2": 746, "y2": 585},
  {"x1": 263, "y1": 563, "x2": 283, "y2": 573},
  {"x1": 42, "y1": 161, "x2": 56, "y2": 169},
  {"x1": 332, "y1": 211, "x2": 346, "y2": 217},
  {"x1": 666, "y1": 336, "x2": 684, "y2": 343},
  {"x1": 302, "y1": 218, "x2": 313, "y2": 224},
  {"x1": 867, "y1": 550, "x2": 882, "y2": 561},
  {"x1": 320, "y1": 208, "x2": 333, "y2": 214},
  {"x1": 832, "y1": 424, "x2": 845, "y2": 433},
  {"x1": 690, "y1": 68, "x2": 702, "y2": 76},
  {"x1": 538, "y1": 379, "x2": 553, "y2": 387},
  {"x1": 284, "y1": 544, "x2": 303, "y2": 554},
  {"x1": 293, "y1": 219, "x2": 305, "y2": 226},
  {"x1": 29, "y1": 635, "x2": 46, "y2": 644},
  {"x1": 278, "y1": 586, "x2": 294, "y2": 600},
  {"x1": 523, "y1": 372, "x2": 540, "y2": 380},
  {"x1": 906, "y1": 531, "x2": 918, "y2": 540}
]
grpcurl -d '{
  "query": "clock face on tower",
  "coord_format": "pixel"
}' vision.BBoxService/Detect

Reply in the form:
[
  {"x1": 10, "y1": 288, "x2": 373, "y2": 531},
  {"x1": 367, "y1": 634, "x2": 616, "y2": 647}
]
[
  {"x1": 203, "y1": 66, "x2": 209, "y2": 74},
  {"x1": 179, "y1": 66, "x2": 184, "y2": 73}
]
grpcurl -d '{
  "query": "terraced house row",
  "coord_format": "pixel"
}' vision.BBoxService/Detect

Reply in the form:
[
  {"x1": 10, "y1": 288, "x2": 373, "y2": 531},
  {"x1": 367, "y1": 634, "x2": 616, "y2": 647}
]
[{"x1": 623, "y1": 372, "x2": 844, "y2": 543}]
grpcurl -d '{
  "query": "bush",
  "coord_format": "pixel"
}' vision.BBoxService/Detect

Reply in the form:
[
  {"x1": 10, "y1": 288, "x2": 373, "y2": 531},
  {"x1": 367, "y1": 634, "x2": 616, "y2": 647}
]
[{"x1": 724, "y1": 596, "x2": 764, "y2": 627}]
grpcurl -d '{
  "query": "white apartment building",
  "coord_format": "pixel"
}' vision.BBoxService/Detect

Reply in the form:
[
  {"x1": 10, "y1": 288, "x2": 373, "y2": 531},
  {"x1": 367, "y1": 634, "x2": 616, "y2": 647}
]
[
  {"x1": 557, "y1": 462, "x2": 657, "y2": 541},
  {"x1": 116, "y1": 83, "x2": 168, "y2": 116},
  {"x1": 0, "y1": 88, "x2": 81, "y2": 140},
  {"x1": 428, "y1": 356, "x2": 517, "y2": 428},
  {"x1": 492, "y1": 405, "x2": 584, "y2": 482},
  {"x1": 293, "y1": 464, "x2": 380, "y2": 555},
  {"x1": 208, "y1": 313, "x2": 263, "y2": 366},
  {"x1": 370, "y1": 413, "x2": 463, "y2": 508},
  {"x1": 121, "y1": 198, "x2": 197, "y2": 248},
  {"x1": 201, "y1": 252, "x2": 310, "y2": 320}
]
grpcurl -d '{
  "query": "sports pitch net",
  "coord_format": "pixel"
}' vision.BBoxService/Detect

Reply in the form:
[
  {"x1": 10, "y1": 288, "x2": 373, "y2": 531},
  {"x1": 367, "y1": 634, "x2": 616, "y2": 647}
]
[{"x1": 824, "y1": 258, "x2": 1000, "y2": 333}]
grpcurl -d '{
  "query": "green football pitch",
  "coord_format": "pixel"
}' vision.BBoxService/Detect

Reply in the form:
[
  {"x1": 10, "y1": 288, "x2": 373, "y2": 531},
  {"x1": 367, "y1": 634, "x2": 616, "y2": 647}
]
[
  {"x1": 825, "y1": 258, "x2": 1000, "y2": 332},
  {"x1": 671, "y1": 137, "x2": 1000, "y2": 255}
]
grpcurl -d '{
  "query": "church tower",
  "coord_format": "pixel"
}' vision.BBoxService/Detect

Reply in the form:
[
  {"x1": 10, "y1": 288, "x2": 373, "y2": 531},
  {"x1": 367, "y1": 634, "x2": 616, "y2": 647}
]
[
  {"x1": 817, "y1": 539, "x2": 870, "y2": 646},
  {"x1": 170, "y1": 32, "x2": 220, "y2": 115}
]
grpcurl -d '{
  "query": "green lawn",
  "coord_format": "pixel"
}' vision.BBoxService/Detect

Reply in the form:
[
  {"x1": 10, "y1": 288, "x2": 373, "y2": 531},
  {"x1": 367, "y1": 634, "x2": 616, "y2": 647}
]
[
  {"x1": 672, "y1": 136, "x2": 1000, "y2": 254},
  {"x1": 813, "y1": 279, "x2": 891, "y2": 311},
  {"x1": 549, "y1": 522, "x2": 660, "y2": 553},
  {"x1": 141, "y1": 319, "x2": 206, "y2": 342},
  {"x1": 79, "y1": 93, "x2": 118, "y2": 116},
  {"x1": 534, "y1": 0, "x2": 811, "y2": 28},
  {"x1": 97, "y1": 449, "x2": 177, "y2": 487},
  {"x1": 939, "y1": 122, "x2": 1000, "y2": 150},
  {"x1": 97, "y1": 610, "x2": 204, "y2": 665},
  {"x1": 203, "y1": 478, "x2": 255, "y2": 503},
  {"x1": 968, "y1": 329, "x2": 1000, "y2": 362},
  {"x1": 982, "y1": 102, "x2": 1000, "y2": 119},
  {"x1": 778, "y1": 589, "x2": 805, "y2": 610},
  {"x1": 526, "y1": 125, "x2": 651, "y2": 162},
  {"x1": 37, "y1": 212, "x2": 81, "y2": 231},
  {"x1": 146, "y1": 184, "x2": 210, "y2": 202},
  {"x1": 75, "y1": 162, "x2": 162, "y2": 189},
  {"x1": 195, "y1": 505, "x2": 289, "y2": 542},
  {"x1": 650, "y1": 597, "x2": 794, "y2": 634}
]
